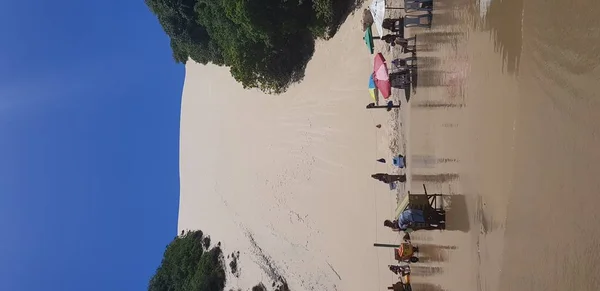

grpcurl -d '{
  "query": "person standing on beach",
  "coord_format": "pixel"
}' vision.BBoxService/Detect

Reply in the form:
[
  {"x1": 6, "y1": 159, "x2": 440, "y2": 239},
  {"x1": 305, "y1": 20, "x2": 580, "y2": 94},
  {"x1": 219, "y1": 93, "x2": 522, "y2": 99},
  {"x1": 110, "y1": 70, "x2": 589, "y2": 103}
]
[{"x1": 371, "y1": 173, "x2": 406, "y2": 184}]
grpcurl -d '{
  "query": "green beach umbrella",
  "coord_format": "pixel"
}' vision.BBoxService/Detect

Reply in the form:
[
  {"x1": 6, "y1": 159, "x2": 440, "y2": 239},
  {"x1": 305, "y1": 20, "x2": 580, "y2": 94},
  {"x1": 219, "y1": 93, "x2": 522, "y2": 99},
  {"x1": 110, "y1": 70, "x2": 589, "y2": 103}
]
[{"x1": 364, "y1": 26, "x2": 374, "y2": 54}]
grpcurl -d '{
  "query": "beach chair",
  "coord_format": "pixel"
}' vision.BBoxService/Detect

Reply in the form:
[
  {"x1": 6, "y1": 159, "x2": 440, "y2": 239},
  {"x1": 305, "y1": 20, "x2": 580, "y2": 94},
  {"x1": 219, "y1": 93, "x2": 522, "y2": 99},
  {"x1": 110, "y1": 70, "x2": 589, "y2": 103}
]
[
  {"x1": 404, "y1": 13, "x2": 432, "y2": 28},
  {"x1": 404, "y1": 0, "x2": 433, "y2": 13},
  {"x1": 390, "y1": 71, "x2": 412, "y2": 89},
  {"x1": 392, "y1": 56, "x2": 418, "y2": 70}
]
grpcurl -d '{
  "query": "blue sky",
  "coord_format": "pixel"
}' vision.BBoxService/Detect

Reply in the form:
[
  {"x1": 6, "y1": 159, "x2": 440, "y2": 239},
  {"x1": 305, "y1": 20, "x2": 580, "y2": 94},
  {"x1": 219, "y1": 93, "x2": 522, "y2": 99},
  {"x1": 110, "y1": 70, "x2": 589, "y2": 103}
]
[{"x1": 0, "y1": 1, "x2": 183, "y2": 290}]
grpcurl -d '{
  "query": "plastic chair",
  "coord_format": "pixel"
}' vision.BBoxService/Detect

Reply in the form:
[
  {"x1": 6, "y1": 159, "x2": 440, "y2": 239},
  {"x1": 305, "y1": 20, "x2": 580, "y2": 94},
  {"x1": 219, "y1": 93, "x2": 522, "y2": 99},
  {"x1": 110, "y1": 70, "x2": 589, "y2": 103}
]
[
  {"x1": 404, "y1": 13, "x2": 432, "y2": 28},
  {"x1": 404, "y1": 0, "x2": 433, "y2": 13},
  {"x1": 392, "y1": 56, "x2": 417, "y2": 70},
  {"x1": 390, "y1": 71, "x2": 412, "y2": 89}
]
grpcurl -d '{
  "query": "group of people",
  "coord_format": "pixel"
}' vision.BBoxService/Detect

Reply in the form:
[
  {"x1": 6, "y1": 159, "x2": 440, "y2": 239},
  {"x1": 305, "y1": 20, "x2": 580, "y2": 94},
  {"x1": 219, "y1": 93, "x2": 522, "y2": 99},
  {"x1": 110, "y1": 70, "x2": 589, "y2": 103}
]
[
  {"x1": 371, "y1": 3, "x2": 439, "y2": 291},
  {"x1": 370, "y1": 176, "x2": 447, "y2": 231},
  {"x1": 369, "y1": 131, "x2": 445, "y2": 232},
  {"x1": 382, "y1": 17, "x2": 418, "y2": 91}
]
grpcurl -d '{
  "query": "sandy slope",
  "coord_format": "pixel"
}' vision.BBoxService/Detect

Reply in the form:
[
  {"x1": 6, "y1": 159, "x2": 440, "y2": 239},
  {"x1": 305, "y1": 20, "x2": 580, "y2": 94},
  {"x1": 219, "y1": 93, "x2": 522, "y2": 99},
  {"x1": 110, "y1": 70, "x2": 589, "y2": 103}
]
[
  {"x1": 178, "y1": 5, "x2": 406, "y2": 290},
  {"x1": 179, "y1": 0, "x2": 600, "y2": 290}
]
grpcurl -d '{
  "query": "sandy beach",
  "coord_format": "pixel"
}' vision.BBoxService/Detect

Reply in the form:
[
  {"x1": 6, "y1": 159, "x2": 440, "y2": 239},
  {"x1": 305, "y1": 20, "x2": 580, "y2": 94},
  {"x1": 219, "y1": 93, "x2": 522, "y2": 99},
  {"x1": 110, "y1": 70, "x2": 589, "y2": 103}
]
[{"x1": 178, "y1": 0, "x2": 600, "y2": 290}]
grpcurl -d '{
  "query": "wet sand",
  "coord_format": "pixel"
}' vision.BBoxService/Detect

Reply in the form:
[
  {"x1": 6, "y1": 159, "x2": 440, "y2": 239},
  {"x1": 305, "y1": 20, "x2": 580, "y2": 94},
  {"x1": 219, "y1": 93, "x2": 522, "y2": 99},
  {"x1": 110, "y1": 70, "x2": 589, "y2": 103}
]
[
  {"x1": 178, "y1": 0, "x2": 600, "y2": 290},
  {"x1": 407, "y1": 0, "x2": 600, "y2": 290},
  {"x1": 496, "y1": 0, "x2": 600, "y2": 289}
]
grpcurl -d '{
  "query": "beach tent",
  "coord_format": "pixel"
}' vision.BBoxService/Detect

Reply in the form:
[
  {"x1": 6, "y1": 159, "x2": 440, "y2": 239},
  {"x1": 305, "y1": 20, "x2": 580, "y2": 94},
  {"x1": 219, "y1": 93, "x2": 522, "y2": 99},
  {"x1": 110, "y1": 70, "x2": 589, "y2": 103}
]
[{"x1": 369, "y1": 0, "x2": 386, "y2": 36}]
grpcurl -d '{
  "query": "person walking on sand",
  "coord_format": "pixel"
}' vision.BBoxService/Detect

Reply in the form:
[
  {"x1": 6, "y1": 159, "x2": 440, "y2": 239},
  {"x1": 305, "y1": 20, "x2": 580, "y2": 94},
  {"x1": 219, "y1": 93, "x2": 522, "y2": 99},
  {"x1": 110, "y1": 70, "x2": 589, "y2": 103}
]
[{"x1": 371, "y1": 173, "x2": 406, "y2": 184}]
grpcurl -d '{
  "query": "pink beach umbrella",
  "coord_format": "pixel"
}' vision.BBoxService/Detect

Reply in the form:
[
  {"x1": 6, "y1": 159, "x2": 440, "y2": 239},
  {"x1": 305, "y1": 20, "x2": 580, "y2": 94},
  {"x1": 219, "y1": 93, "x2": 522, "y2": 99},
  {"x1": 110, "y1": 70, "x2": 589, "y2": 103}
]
[{"x1": 373, "y1": 53, "x2": 391, "y2": 98}]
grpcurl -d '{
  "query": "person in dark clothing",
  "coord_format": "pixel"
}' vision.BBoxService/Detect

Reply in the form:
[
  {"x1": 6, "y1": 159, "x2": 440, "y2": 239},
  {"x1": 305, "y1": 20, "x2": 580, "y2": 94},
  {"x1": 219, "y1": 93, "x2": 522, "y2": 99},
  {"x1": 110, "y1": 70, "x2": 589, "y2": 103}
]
[
  {"x1": 381, "y1": 34, "x2": 410, "y2": 49},
  {"x1": 384, "y1": 219, "x2": 401, "y2": 230},
  {"x1": 389, "y1": 265, "x2": 411, "y2": 276},
  {"x1": 371, "y1": 173, "x2": 406, "y2": 184},
  {"x1": 390, "y1": 71, "x2": 411, "y2": 89},
  {"x1": 382, "y1": 18, "x2": 404, "y2": 36}
]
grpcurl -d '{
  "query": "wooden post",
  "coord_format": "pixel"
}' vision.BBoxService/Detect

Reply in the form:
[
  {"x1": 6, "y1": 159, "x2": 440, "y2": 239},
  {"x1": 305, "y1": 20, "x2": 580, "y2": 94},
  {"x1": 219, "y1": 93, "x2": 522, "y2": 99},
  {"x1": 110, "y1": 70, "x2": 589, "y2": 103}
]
[
  {"x1": 366, "y1": 101, "x2": 401, "y2": 111},
  {"x1": 373, "y1": 243, "x2": 401, "y2": 248}
]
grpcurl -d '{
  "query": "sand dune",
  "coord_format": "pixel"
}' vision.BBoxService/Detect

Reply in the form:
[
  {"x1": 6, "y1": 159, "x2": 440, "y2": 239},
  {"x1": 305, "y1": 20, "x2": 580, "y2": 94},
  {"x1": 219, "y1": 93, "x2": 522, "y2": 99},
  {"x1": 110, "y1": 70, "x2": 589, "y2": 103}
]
[
  {"x1": 178, "y1": 6, "x2": 404, "y2": 290},
  {"x1": 179, "y1": 0, "x2": 600, "y2": 290}
]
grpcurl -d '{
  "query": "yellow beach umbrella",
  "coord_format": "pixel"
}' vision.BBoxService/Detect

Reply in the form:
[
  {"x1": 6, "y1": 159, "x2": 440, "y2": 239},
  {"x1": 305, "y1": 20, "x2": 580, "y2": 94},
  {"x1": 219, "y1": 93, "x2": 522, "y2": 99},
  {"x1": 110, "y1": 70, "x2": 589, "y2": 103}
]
[{"x1": 369, "y1": 74, "x2": 379, "y2": 102}]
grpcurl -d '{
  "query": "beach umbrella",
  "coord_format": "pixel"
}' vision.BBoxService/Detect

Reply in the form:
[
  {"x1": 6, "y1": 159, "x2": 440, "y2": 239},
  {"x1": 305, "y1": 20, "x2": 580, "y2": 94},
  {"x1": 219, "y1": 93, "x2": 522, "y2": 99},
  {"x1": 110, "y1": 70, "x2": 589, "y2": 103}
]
[
  {"x1": 369, "y1": 0, "x2": 386, "y2": 37},
  {"x1": 373, "y1": 53, "x2": 391, "y2": 98},
  {"x1": 364, "y1": 26, "x2": 374, "y2": 54},
  {"x1": 369, "y1": 74, "x2": 379, "y2": 102}
]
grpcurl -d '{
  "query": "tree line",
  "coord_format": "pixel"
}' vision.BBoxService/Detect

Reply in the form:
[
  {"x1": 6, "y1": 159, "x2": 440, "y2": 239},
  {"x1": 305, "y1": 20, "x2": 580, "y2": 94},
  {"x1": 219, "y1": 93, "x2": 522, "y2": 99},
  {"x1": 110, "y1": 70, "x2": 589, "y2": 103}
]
[
  {"x1": 145, "y1": 0, "x2": 353, "y2": 93},
  {"x1": 148, "y1": 230, "x2": 226, "y2": 291}
]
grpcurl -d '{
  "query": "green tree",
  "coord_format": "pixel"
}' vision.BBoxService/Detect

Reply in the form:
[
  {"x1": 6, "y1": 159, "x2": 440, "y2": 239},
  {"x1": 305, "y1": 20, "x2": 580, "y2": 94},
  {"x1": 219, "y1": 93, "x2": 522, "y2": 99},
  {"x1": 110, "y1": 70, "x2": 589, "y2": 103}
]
[
  {"x1": 145, "y1": 0, "x2": 352, "y2": 93},
  {"x1": 149, "y1": 230, "x2": 226, "y2": 291}
]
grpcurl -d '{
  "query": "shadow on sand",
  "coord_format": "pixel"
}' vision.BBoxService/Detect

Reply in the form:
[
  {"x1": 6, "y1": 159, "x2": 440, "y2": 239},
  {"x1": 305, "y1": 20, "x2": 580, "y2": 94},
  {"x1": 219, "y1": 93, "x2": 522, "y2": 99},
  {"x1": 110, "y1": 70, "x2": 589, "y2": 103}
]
[
  {"x1": 416, "y1": 69, "x2": 448, "y2": 87},
  {"x1": 444, "y1": 195, "x2": 471, "y2": 232},
  {"x1": 415, "y1": 42, "x2": 439, "y2": 53},
  {"x1": 409, "y1": 156, "x2": 459, "y2": 169},
  {"x1": 411, "y1": 283, "x2": 446, "y2": 291},
  {"x1": 414, "y1": 56, "x2": 443, "y2": 69},
  {"x1": 411, "y1": 101, "x2": 465, "y2": 108},
  {"x1": 408, "y1": 265, "x2": 444, "y2": 277},
  {"x1": 416, "y1": 244, "x2": 452, "y2": 263},
  {"x1": 421, "y1": 31, "x2": 464, "y2": 45},
  {"x1": 412, "y1": 173, "x2": 460, "y2": 183},
  {"x1": 430, "y1": 9, "x2": 465, "y2": 28}
]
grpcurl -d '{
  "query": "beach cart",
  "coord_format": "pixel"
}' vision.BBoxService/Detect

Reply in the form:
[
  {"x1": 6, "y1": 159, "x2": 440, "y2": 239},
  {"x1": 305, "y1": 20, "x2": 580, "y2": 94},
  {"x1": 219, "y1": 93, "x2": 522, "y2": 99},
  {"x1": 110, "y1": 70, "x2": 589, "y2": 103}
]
[
  {"x1": 394, "y1": 242, "x2": 419, "y2": 263},
  {"x1": 374, "y1": 233, "x2": 419, "y2": 263}
]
